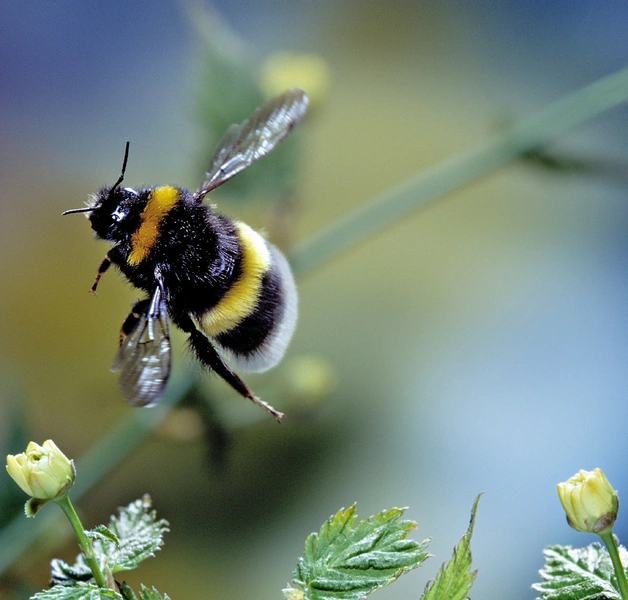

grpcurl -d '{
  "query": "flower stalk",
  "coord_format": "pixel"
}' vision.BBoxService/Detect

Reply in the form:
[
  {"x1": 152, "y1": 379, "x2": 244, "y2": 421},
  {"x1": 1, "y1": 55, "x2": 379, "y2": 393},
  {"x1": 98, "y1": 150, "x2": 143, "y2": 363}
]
[
  {"x1": 55, "y1": 495, "x2": 107, "y2": 588},
  {"x1": 599, "y1": 531, "x2": 628, "y2": 600}
]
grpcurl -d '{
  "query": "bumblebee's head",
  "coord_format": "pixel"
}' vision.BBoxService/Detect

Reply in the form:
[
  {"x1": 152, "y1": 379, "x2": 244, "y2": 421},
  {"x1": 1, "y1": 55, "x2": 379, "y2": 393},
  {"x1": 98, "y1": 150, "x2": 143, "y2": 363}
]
[
  {"x1": 87, "y1": 185, "x2": 142, "y2": 241},
  {"x1": 63, "y1": 142, "x2": 141, "y2": 241}
]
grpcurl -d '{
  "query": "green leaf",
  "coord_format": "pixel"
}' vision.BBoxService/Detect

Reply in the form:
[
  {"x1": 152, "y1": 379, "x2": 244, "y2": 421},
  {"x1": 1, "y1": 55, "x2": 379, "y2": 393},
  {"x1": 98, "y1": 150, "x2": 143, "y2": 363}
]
[
  {"x1": 54, "y1": 496, "x2": 169, "y2": 580},
  {"x1": 118, "y1": 582, "x2": 138, "y2": 600},
  {"x1": 87, "y1": 525, "x2": 120, "y2": 548},
  {"x1": 93, "y1": 495, "x2": 169, "y2": 573},
  {"x1": 293, "y1": 505, "x2": 430, "y2": 600},
  {"x1": 50, "y1": 556, "x2": 93, "y2": 585},
  {"x1": 533, "y1": 543, "x2": 625, "y2": 600},
  {"x1": 31, "y1": 583, "x2": 123, "y2": 600},
  {"x1": 138, "y1": 585, "x2": 171, "y2": 600},
  {"x1": 421, "y1": 495, "x2": 480, "y2": 600}
]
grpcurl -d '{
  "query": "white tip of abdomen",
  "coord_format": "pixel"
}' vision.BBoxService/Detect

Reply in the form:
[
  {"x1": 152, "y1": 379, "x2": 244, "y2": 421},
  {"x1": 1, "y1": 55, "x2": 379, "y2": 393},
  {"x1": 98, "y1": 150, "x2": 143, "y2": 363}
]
[{"x1": 224, "y1": 243, "x2": 298, "y2": 373}]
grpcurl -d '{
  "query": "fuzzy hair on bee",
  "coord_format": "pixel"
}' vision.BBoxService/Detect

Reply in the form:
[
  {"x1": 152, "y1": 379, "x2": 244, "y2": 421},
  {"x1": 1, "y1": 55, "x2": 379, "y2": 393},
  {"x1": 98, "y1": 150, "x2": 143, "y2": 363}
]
[{"x1": 63, "y1": 89, "x2": 308, "y2": 421}]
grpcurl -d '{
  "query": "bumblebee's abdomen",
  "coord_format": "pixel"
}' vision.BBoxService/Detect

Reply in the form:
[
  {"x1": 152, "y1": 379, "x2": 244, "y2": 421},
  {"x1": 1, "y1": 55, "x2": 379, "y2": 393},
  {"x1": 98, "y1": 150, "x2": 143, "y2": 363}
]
[
  {"x1": 200, "y1": 221, "x2": 270, "y2": 336},
  {"x1": 198, "y1": 221, "x2": 297, "y2": 373}
]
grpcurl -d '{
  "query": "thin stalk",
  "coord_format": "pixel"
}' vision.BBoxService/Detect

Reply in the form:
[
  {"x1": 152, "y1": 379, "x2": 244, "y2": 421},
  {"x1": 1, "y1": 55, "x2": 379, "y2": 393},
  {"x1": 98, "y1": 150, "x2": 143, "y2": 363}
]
[
  {"x1": 600, "y1": 531, "x2": 628, "y2": 600},
  {"x1": 290, "y1": 65, "x2": 628, "y2": 276},
  {"x1": 55, "y1": 495, "x2": 107, "y2": 588}
]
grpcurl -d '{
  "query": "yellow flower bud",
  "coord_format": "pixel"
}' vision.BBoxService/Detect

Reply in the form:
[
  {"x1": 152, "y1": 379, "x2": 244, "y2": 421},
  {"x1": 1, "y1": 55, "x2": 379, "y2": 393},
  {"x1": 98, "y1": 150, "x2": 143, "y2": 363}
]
[
  {"x1": 557, "y1": 468, "x2": 618, "y2": 534},
  {"x1": 6, "y1": 440, "x2": 75, "y2": 502},
  {"x1": 260, "y1": 52, "x2": 330, "y2": 109},
  {"x1": 282, "y1": 354, "x2": 336, "y2": 408},
  {"x1": 282, "y1": 586, "x2": 304, "y2": 600}
]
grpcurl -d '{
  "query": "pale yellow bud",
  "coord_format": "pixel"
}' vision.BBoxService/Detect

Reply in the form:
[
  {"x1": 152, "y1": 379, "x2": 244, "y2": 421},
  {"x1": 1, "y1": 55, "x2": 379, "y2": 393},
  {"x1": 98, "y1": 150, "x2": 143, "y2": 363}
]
[
  {"x1": 282, "y1": 586, "x2": 304, "y2": 600},
  {"x1": 260, "y1": 52, "x2": 330, "y2": 109},
  {"x1": 557, "y1": 468, "x2": 618, "y2": 534},
  {"x1": 285, "y1": 355, "x2": 336, "y2": 403},
  {"x1": 6, "y1": 440, "x2": 75, "y2": 502}
]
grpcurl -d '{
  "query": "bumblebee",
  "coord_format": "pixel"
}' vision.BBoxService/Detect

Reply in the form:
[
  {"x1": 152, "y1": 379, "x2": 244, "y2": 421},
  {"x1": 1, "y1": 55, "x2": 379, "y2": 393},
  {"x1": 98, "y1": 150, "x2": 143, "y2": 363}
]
[{"x1": 63, "y1": 89, "x2": 308, "y2": 421}]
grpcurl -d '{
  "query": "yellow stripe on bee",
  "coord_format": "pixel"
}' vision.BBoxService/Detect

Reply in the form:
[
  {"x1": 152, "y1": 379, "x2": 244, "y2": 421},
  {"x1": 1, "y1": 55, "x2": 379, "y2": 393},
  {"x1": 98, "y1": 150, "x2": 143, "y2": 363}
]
[
  {"x1": 201, "y1": 221, "x2": 271, "y2": 337},
  {"x1": 128, "y1": 186, "x2": 179, "y2": 265}
]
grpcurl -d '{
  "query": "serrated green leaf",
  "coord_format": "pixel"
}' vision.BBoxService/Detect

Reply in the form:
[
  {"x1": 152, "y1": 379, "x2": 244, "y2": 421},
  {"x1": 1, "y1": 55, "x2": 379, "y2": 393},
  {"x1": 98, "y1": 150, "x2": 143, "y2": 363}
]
[
  {"x1": 533, "y1": 543, "x2": 623, "y2": 600},
  {"x1": 138, "y1": 584, "x2": 171, "y2": 600},
  {"x1": 91, "y1": 495, "x2": 169, "y2": 573},
  {"x1": 87, "y1": 525, "x2": 120, "y2": 548},
  {"x1": 293, "y1": 505, "x2": 430, "y2": 600},
  {"x1": 50, "y1": 497, "x2": 168, "y2": 583},
  {"x1": 50, "y1": 556, "x2": 94, "y2": 585},
  {"x1": 31, "y1": 582, "x2": 123, "y2": 600},
  {"x1": 421, "y1": 495, "x2": 480, "y2": 600},
  {"x1": 118, "y1": 582, "x2": 138, "y2": 600}
]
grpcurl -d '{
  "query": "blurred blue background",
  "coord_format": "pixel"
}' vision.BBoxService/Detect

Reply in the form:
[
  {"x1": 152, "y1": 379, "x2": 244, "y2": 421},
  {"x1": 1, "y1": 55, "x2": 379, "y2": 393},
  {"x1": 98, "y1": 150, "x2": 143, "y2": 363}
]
[{"x1": 2, "y1": 2, "x2": 628, "y2": 599}]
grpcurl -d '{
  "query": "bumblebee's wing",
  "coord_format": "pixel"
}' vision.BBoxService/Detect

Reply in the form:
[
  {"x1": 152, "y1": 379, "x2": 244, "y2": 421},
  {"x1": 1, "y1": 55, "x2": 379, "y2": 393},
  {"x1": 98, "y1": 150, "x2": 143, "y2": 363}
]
[
  {"x1": 111, "y1": 286, "x2": 171, "y2": 407},
  {"x1": 194, "y1": 88, "x2": 308, "y2": 202}
]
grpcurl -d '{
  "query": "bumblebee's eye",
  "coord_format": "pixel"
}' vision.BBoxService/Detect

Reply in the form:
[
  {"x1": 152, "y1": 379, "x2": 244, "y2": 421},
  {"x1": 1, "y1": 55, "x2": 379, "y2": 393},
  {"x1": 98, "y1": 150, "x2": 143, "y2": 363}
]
[
  {"x1": 108, "y1": 188, "x2": 138, "y2": 222},
  {"x1": 112, "y1": 206, "x2": 128, "y2": 222}
]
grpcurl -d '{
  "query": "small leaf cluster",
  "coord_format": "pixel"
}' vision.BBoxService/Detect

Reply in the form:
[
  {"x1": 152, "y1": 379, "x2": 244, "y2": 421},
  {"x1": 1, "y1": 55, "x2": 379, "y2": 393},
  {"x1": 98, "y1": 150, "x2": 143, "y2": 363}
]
[
  {"x1": 286, "y1": 495, "x2": 481, "y2": 600},
  {"x1": 534, "y1": 543, "x2": 628, "y2": 600},
  {"x1": 32, "y1": 494, "x2": 482, "y2": 600},
  {"x1": 31, "y1": 584, "x2": 169, "y2": 600},
  {"x1": 36, "y1": 496, "x2": 169, "y2": 600}
]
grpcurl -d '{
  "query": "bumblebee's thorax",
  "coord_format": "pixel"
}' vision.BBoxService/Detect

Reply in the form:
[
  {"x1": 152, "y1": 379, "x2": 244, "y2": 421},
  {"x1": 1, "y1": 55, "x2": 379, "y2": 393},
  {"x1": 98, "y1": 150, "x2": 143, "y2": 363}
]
[{"x1": 125, "y1": 186, "x2": 180, "y2": 266}]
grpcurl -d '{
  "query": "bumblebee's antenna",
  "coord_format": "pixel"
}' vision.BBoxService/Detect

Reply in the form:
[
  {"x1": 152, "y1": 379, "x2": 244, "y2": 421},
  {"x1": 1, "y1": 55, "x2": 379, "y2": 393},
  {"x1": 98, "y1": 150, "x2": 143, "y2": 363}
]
[
  {"x1": 62, "y1": 206, "x2": 93, "y2": 215},
  {"x1": 111, "y1": 141, "x2": 131, "y2": 192},
  {"x1": 62, "y1": 141, "x2": 131, "y2": 216}
]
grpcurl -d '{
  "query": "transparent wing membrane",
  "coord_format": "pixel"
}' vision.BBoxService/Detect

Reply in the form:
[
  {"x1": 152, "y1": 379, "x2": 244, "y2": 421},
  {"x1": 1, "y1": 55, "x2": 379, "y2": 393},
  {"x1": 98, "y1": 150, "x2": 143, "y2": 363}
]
[
  {"x1": 195, "y1": 88, "x2": 308, "y2": 201},
  {"x1": 111, "y1": 286, "x2": 171, "y2": 407}
]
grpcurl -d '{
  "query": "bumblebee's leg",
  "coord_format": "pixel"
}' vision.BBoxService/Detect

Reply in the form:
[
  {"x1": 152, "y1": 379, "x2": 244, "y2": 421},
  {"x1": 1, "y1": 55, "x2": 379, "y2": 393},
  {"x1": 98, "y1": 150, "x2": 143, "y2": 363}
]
[
  {"x1": 176, "y1": 313, "x2": 284, "y2": 421},
  {"x1": 118, "y1": 299, "x2": 151, "y2": 345},
  {"x1": 90, "y1": 254, "x2": 113, "y2": 294}
]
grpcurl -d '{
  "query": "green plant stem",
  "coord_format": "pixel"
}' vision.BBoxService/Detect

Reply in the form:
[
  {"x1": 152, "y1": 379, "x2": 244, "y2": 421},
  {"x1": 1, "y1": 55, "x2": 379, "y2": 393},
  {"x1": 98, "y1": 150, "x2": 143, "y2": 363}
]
[
  {"x1": 290, "y1": 65, "x2": 628, "y2": 276},
  {"x1": 55, "y1": 495, "x2": 107, "y2": 588},
  {"x1": 599, "y1": 531, "x2": 628, "y2": 600}
]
